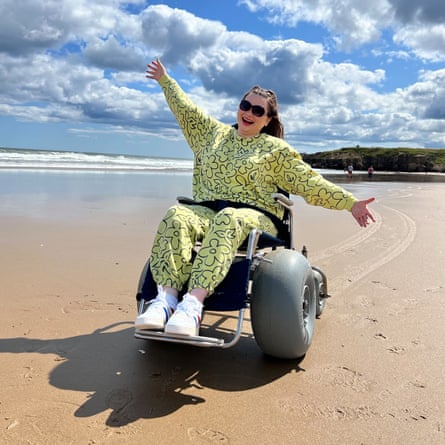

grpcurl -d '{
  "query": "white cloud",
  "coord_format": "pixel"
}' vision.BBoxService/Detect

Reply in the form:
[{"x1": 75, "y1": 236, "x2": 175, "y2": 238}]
[
  {"x1": 0, "y1": 1, "x2": 444, "y2": 153},
  {"x1": 394, "y1": 24, "x2": 445, "y2": 62},
  {"x1": 189, "y1": 38, "x2": 324, "y2": 103},
  {"x1": 240, "y1": 0, "x2": 445, "y2": 60},
  {"x1": 389, "y1": 0, "x2": 445, "y2": 24},
  {"x1": 84, "y1": 36, "x2": 146, "y2": 71},
  {"x1": 0, "y1": 0, "x2": 142, "y2": 55},
  {"x1": 141, "y1": 5, "x2": 226, "y2": 64},
  {"x1": 240, "y1": 0, "x2": 392, "y2": 50}
]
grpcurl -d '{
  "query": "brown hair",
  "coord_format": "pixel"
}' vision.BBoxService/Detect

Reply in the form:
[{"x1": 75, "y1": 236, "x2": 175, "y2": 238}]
[{"x1": 242, "y1": 85, "x2": 284, "y2": 139}]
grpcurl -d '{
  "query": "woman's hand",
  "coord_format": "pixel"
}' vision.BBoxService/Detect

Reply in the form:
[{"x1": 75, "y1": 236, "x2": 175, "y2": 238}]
[
  {"x1": 146, "y1": 58, "x2": 166, "y2": 82},
  {"x1": 351, "y1": 197, "x2": 376, "y2": 227}
]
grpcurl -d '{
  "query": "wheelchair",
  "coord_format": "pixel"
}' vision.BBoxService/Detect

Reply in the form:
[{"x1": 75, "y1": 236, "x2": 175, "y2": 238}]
[{"x1": 134, "y1": 193, "x2": 330, "y2": 359}]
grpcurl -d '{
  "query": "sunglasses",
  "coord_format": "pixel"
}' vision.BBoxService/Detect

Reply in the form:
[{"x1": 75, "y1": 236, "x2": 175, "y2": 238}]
[{"x1": 239, "y1": 99, "x2": 266, "y2": 117}]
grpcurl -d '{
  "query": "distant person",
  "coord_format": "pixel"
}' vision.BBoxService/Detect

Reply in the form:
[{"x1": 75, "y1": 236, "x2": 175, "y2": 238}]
[
  {"x1": 135, "y1": 58, "x2": 376, "y2": 336},
  {"x1": 368, "y1": 165, "x2": 375, "y2": 177},
  {"x1": 347, "y1": 164, "x2": 353, "y2": 176}
]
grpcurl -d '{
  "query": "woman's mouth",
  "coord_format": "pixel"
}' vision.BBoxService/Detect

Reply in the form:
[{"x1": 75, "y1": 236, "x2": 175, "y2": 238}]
[{"x1": 241, "y1": 116, "x2": 254, "y2": 125}]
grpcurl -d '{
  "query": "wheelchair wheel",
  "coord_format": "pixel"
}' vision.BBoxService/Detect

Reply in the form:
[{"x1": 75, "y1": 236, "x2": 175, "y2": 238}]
[
  {"x1": 135, "y1": 259, "x2": 153, "y2": 312},
  {"x1": 250, "y1": 249, "x2": 316, "y2": 359},
  {"x1": 312, "y1": 268, "x2": 327, "y2": 318}
]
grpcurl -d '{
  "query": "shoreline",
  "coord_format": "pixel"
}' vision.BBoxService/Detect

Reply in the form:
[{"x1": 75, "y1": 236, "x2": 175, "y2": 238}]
[{"x1": 1, "y1": 165, "x2": 445, "y2": 175}]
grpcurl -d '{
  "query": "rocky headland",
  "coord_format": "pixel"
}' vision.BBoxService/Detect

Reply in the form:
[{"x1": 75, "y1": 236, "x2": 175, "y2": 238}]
[{"x1": 302, "y1": 147, "x2": 445, "y2": 172}]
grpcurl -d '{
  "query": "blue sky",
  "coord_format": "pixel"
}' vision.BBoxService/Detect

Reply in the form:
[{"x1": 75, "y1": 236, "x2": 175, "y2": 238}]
[{"x1": 1, "y1": 0, "x2": 444, "y2": 158}]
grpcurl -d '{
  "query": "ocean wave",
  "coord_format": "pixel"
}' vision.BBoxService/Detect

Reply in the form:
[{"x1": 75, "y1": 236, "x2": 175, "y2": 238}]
[{"x1": 0, "y1": 148, "x2": 193, "y2": 171}]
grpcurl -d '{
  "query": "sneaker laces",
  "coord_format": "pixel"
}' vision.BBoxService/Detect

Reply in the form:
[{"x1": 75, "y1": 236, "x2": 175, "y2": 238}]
[
  {"x1": 152, "y1": 285, "x2": 177, "y2": 311},
  {"x1": 178, "y1": 294, "x2": 203, "y2": 316}
]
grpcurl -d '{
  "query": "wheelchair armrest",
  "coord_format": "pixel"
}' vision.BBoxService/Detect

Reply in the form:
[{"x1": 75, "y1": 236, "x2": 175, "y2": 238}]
[
  {"x1": 272, "y1": 193, "x2": 294, "y2": 208},
  {"x1": 176, "y1": 196, "x2": 198, "y2": 205}
]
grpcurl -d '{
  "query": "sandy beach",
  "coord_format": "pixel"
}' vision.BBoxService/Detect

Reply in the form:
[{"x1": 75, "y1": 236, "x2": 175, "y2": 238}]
[{"x1": 1, "y1": 170, "x2": 444, "y2": 444}]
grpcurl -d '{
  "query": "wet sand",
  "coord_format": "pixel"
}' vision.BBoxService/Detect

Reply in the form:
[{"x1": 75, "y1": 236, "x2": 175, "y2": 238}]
[{"x1": 0, "y1": 171, "x2": 444, "y2": 444}]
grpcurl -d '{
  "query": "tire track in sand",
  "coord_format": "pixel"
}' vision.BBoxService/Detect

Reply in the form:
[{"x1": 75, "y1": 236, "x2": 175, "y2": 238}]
[{"x1": 310, "y1": 203, "x2": 416, "y2": 293}]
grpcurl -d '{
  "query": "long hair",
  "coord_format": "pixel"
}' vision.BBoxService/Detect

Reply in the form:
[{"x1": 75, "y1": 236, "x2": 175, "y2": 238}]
[{"x1": 242, "y1": 85, "x2": 284, "y2": 139}]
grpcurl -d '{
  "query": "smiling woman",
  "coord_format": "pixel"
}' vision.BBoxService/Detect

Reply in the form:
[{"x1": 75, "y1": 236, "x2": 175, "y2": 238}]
[{"x1": 134, "y1": 58, "x2": 376, "y2": 337}]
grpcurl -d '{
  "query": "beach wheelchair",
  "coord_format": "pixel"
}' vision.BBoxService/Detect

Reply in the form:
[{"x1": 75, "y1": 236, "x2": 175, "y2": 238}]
[{"x1": 134, "y1": 193, "x2": 329, "y2": 359}]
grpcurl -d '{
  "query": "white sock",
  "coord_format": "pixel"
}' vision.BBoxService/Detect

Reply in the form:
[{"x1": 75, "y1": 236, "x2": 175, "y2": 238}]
[
  {"x1": 157, "y1": 285, "x2": 178, "y2": 310},
  {"x1": 165, "y1": 293, "x2": 178, "y2": 311}
]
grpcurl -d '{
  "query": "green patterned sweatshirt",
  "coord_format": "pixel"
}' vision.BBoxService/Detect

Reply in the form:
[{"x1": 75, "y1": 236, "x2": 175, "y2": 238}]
[{"x1": 159, "y1": 74, "x2": 357, "y2": 219}]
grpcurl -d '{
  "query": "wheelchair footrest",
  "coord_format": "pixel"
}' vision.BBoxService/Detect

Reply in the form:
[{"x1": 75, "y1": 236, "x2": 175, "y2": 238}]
[
  {"x1": 134, "y1": 308, "x2": 246, "y2": 349},
  {"x1": 134, "y1": 329, "x2": 225, "y2": 347}
]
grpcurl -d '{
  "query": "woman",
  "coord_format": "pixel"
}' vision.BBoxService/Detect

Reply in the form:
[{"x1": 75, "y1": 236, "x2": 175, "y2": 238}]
[{"x1": 135, "y1": 58, "x2": 375, "y2": 336}]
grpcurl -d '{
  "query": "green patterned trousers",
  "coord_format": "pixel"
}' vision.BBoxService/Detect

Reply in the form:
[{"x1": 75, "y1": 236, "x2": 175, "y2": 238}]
[{"x1": 150, "y1": 204, "x2": 278, "y2": 294}]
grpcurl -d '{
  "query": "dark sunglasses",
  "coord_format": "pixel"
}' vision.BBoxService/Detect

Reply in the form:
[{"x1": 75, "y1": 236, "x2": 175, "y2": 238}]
[{"x1": 239, "y1": 99, "x2": 266, "y2": 117}]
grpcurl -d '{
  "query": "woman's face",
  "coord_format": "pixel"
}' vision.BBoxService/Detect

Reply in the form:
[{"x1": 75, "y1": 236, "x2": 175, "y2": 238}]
[{"x1": 236, "y1": 93, "x2": 272, "y2": 138}]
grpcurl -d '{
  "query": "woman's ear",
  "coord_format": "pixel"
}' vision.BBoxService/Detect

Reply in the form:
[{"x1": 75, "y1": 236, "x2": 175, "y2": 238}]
[{"x1": 264, "y1": 117, "x2": 272, "y2": 128}]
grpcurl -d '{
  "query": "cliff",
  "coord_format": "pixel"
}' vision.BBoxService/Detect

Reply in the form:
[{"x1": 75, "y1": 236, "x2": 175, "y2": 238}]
[{"x1": 302, "y1": 147, "x2": 445, "y2": 173}]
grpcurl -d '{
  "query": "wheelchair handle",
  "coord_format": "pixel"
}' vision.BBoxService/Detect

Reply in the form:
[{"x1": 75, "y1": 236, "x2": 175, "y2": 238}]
[{"x1": 272, "y1": 193, "x2": 294, "y2": 208}]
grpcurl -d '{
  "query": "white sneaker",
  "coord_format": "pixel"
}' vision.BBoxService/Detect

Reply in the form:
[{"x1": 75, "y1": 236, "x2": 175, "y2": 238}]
[
  {"x1": 165, "y1": 294, "x2": 203, "y2": 336},
  {"x1": 135, "y1": 286, "x2": 175, "y2": 330}
]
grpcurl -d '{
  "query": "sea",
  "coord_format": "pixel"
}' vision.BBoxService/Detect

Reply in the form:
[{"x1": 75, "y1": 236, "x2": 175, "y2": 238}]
[
  {"x1": 2, "y1": 147, "x2": 444, "y2": 180},
  {"x1": 0, "y1": 147, "x2": 445, "y2": 182},
  {"x1": 0, "y1": 147, "x2": 193, "y2": 172}
]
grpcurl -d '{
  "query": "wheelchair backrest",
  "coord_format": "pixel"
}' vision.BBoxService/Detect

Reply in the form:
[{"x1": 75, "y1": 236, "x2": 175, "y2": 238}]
[{"x1": 272, "y1": 190, "x2": 294, "y2": 249}]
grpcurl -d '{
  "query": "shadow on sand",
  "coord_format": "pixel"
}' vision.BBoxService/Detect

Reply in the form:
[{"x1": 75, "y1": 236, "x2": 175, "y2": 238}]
[{"x1": 0, "y1": 317, "x2": 304, "y2": 426}]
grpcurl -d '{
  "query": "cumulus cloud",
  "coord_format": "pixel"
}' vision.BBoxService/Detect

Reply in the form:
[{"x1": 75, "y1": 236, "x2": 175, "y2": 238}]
[
  {"x1": 416, "y1": 69, "x2": 445, "y2": 119},
  {"x1": 240, "y1": 0, "x2": 392, "y2": 50},
  {"x1": 389, "y1": 0, "x2": 445, "y2": 24},
  {"x1": 138, "y1": 4, "x2": 381, "y2": 106},
  {"x1": 394, "y1": 25, "x2": 445, "y2": 62},
  {"x1": 0, "y1": 1, "x2": 444, "y2": 152},
  {"x1": 240, "y1": 0, "x2": 445, "y2": 60},
  {"x1": 84, "y1": 36, "x2": 146, "y2": 71},
  {"x1": 0, "y1": 0, "x2": 71, "y2": 55},
  {"x1": 0, "y1": 0, "x2": 142, "y2": 58},
  {"x1": 141, "y1": 5, "x2": 226, "y2": 65},
  {"x1": 190, "y1": 39, "x2": 324, "y2": 103}
]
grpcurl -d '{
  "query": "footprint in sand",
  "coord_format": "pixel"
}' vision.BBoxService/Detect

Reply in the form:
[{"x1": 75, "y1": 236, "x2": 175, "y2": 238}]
[
  {"x1": 276, "y1": 398, "x2": 381, "y2": 420},
  {"x1": 187, "y1": 427, "x2": 230, "y2": 444},
  {"x1": 307, "y1": 365, "x2": 376, "y2": 393}
]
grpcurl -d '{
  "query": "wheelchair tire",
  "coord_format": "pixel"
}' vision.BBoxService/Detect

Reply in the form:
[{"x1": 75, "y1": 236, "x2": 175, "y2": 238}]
[
  {"x1": 251, "y1": 249, "x2": 316, "y2": 359},
  {"x1": 136, "y1": 259, "x2": 152, "y2": 312},
  {"x1": 312, "y1": 268, "x2": 327, "y2": 318}
]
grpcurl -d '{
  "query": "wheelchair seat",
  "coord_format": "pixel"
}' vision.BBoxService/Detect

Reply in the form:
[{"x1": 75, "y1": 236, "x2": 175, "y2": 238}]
[
  {"x1": 176, "y1": 193, "x2": 294, "y2": 251},
  {"x1": 137, "y1": 193, "x2": 295, "y2": 312}
]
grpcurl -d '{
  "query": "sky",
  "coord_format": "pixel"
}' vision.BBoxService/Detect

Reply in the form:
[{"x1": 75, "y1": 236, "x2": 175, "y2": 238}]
[{"x1": 1, "y1": 0, "x2": 445, "y2": 159}]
